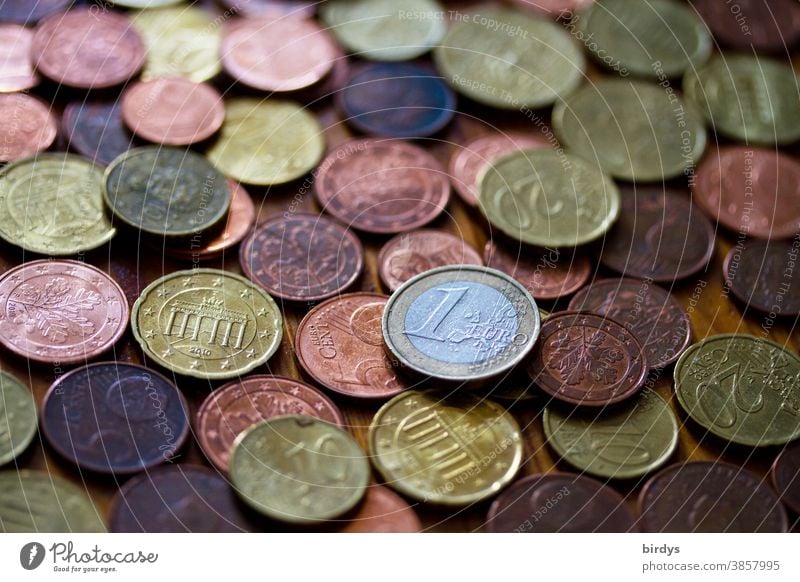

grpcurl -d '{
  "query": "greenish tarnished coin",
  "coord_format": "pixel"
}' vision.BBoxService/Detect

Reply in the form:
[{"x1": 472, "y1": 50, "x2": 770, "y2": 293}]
[
  {"x1": 0, "y1": 371, "x2": 37, "y2": 466},
  {"x1": 553, "y1": 79, "x2": 706, "y2": 181},
  {"x1": 675, "y1": 334, "x2": 800, "y2": 447},
  {"x1": 434, "y1": 8, "x2": 584, "y2": 109},
  {"x1": 321, "y1": 0, "x2": 446, "y2": 61},
  {"x1": 131, "y1": 269, "x2": 283, "y2": 380},
  {"x1": 478, "y1": 149, "x2": 620, "y2": 247},
  {"x1": 230, "y1": 416, "x2": 369, "y2": 524},
  {"x1": 0, "y1": 470, "x2": 106, "y2": 532},
  {"x1": 104, "y1": 146, "x2": 230, "y2": 239},
  {"x1": 0, "y1": 154, "x2": 115, "y2": 255},
  {"x1": 684, "y1": 54, "x2": 800, "y2": 146},
  {"x1": 575, "y1": 0, "x2": 711, "y2": 79},
  {"x1": 543, "y1": 390, "x2": 678, "y2": 479}
]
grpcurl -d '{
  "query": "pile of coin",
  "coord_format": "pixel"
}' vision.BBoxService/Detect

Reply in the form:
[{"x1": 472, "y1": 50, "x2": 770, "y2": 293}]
[{"x1": 1, "y1": 0, "x2": 799, "y2": 533}]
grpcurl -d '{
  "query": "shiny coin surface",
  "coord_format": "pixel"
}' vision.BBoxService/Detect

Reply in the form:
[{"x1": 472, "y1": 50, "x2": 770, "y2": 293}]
[
  {"x1": 42, "y1": 363, "x2": 190, "y2": 474},
  {"x1": 554, "y1": 79, "x2": 706, "y2": 181},
  {"x1": 486, "y1": 473, "x2": 638, "y2": 532},
  {"x1": 543, "y1": 390, "x2": 678, "y2": 479},
  {"x1": 639, "y1": 461, "x2": 788, "y2": 532},
  {"x1": 684, "y1": 54, "x2": 800, "y2": 145},
  {"x1": 691, "y1": 0, "x2": 800, "y2": 53},
  {"x1": 0, "y1": 470, "x2": 105, "y2": 532},
  {"x1": 321, "y1": 0, "x2": 445, "y2": 61},
  {"x1": 0, "y1": 93, "x2": 57, "y2": 163},
  {"x1": 0, "y1": 370, "x2": 37, "y2": 466},
  {"x1": 315, "y1": 139, "x2": 450, "y2": 234},
  {"x1": 434, "y1": 8, "x2": 584, "y2": 110},
  {"x1": 240, "y1": 213, "x2": 364, "y2": 303},
  {"x1": 724, "y1": 240, "x2": 800, "y2": 317},
  {"x1": 0, "y1": 154, "x2": 115, "y2": 255},
  {"x1": 569, "y1": 278, "x2": 692, "y2": 370},
  {"x1": 771, "y1": 440, "x2": 800, "y2": 515},
  {"x1": 196, "y1": 375, "x2": 345, "y2": 473},
  {"x1": 295, "y1": 293, "x2": 410, "y2": 399},
  {"x1": 337, "y1": 62, "x2": 456, "y2": 138},
  {"x1": 479, "y1": 149, "x2": 620, "y2": 248},
  {"x1": 383, "y1": 266, "x2": 540, "y2": 383},
  {"x1": 369, "y1": 390, "x2": 522, "y2": 505},
  {"x1": 528, "y1": 311, "x2": 647, "y2": 407},
  {"x1": 0, "y1": 260, "x2": 128, "y2": 364},
  {"x1": 207, "y1": 98, "x2": 325, "y2": 186},
  {"x1": 0, "y1": 24, "x2": 38, "y2": 92},
  {"x1": 110, "y1": 465, "x2": 256, "y2": 533},
  {"x1": 378, "y1": 230, "x2": 483, "y2": 292},
  {"x1": 231, "y1": 416, "x2": 369, "y2": 524},
  {"x1": 132, "y1": 269, "x2": 282, "y2": 380},
  {"x1": 61, "y1": 101, "x2": 133, "y2": 167},
  {"x1": 577, "y1": 0, "x2": 711, "y2": 78},
  {"x1": 674, "y1": 334, "x2": 800, "y2": 447},
  {"x1": 338, "y1": 485, "x2": 422, "y2": 533},
  {"x1": 104, "y1": 146, "x2": 231, "y2": 239}
]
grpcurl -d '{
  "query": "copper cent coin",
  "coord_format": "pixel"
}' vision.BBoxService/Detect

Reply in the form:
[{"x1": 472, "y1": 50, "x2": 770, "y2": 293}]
[
  {"x1": 694, "y1": 147, "x2": 800, "y2": 240},
  {"x1": 486, "y1": 473, "x2": 638, "y2": 532},
  {"x1": 0, "y1": 24, "x2": 39, "y2": 92},
  {"x1": 569, "y1": 278, "x2": 692, "y2": 370},
  {"x1": 61, "y1": 101, "x2": 133, "y2": 167},
  {"x1": 639, "y1": 461, "x2": 788, "y2": 532},
  {"x1": 600, "y1": 186, "x2": 715, "y2": 283},
  {"x1": 338, "y1": 485, "x2": 422, "y2": 533},
  {"x1": 121, "y1": 77, "x2": 224, "y2": 146},
  {"x1": 196, "y1": 375, "x2": 345, "y2": 473},
  {"x1": 484, "y1": 241, "x2": 591, "y2": 302},
  {"x1": 295, "y1": 293, "x2": 409, "y2": 399},
  {"x1": 0, "y1": 0, "x2": 72, "y2": 25},
  {"x1": 691, "y1": 0, "x2": 800, "y2": 52},
  {"x1": 32, "y1": 8, "x2": 146, "y2": 90},
  {"x1": 378, "y1": 230, "x2": 483, "y2": 292},
  {"x1": 314, "y1": 139, "x2": 450, "y2": 234},
  {"x1": 772, "y1": 440, "x2": 800, "y2": 515},
  {"x1": 240, "y1": 213, "x2": 363, "y2": 303},
  {"x1": 0, "y1": 93, "x2": 57, "y2": 163},
  {"x1": 449, "y1": 133, "x2": 549, "y2": 207},
  {"x1": 528, "y1": 311, "x2": 647, "y2": 407},
  {"x1": 221, "y1": 16, "x2": 337, "y2": 92},
  {"x1": 0, "y1": 260, "x2": 128, "y2": 364}
]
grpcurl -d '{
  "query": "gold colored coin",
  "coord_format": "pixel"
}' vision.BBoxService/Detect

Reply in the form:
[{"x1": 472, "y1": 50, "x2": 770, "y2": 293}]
[
  {"x1": 0, "y1": 370, "x2": 37, "y2": 466},
  {"x1": 0, "y1": 154, "x2": 115, "y2": 255},
  {"x1": 207, "y1": 98, "x2": 325, "y2": 186},
  {"x1": 130, "y1": 6, "x2": 221, "y2": 83},
  {"x1": 131, "y1": 269, "x2": 283, "y2": 380},
  {"x1": 0, "y1": 470, "x2": 106, "y2": 532},
  {"x1": 230, "y1": 416, "x2": 369, "y2": 524},
  {"x1": 369, "y1": 390, "x2": 522, "y2": 506}
]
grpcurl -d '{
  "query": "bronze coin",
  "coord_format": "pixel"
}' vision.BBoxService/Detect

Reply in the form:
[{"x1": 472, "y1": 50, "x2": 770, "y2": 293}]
[
  {"x1": 378, "y1": 230, "x2": 483, "y2": 292},
  {"x1": 0, "y1": 0, "x2": 72, "y2": 25},
  {"x1": 528, "y1": 311, "x2": 647, "y2": 407},
  {"x1": 484, "y1": 241, "x2": 591, "y2": 302},
  {"x1": 32, "y1": 8, "x2": 145, "y2": 90},
  {"x1": 639, "y1": 461, "x2": 788, "y2": 532},
  {"x1": 337, "y1": 485, "x2": 422, "y2": 533},
  {"x1": 0, "y1": 24, "x2": 39, "y2": 92},
  {"x1": 694, "y1": 147, "x2": 800, "y2": 240},
  {"x1": 240, "y1": 213, "x2": 363, "y2": 303},
  {"x1": 691, "y1": 0, "x2": 800, "y2": 52},
  {"x1": 569, "y1": 278, "x2": 692, "y2": 370},
  {"x1": 61, "y1": 101, "x2": 133, "y2": 167},
  {"x1": 314, "y1": 138, "x2": 450, "y2": 235},
  {"x1": 295, "y1": 293, "x2": 409, "y2": 399},
  {"x1": 600, "y1": 185, "x2": 715, "y2": 283},
  {"x1": 121, "y1": 77, "x2": 224, "y2": 146},
  {"x1": 486, "y1": 473, "x2": 638, "y2": 532},
  {"x1": 724, "y1": 239, "x2": 800, "y2": 317},
  {"x1": 0, "y1": 93, "x2": 57, "y2": 163},
  {"x1": 448, "y1": 132, "x2": 549, "y2": 207},
  {"x1": 196, "y1": 374, "x2": 345, "y2": 473},
  {"x1": 772, "y1": 440, "x2": 800, "y2": 515}
]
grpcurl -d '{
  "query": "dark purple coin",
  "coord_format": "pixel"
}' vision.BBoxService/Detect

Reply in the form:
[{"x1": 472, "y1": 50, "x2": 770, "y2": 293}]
[
  {"x1": 41, "y1": 363, "x2": 190, "y2": 475},
  {"x1": 600, "y1": 186, "x2": 715, "y2": 283},
  {"x1": 772, "y1": 441, "x2": 800, "y2": 515},
  {"x1": 568, "y1": 278, "x2": 692, "y2": 369},
  {"x1": 337, "y1": 62, "x2": 456, "y2": 138},
  {"x1": 0, "y1": 0, "x2": 72, "y2": 25},
  {"x1": 639, "y1": 461, "x2": 788, "y2": 532},
  {"x1": 486, "y1": 473, "x2": 638, "y2": 532},
  {"x1": 62, "y1": 101, "x2": 134, "y2": 166},
  {"x1": 724, "y1": 239, "x2": 800, "y2": 317},
  {"x1": 219, "y1": 0, "x2": 316, "y2": 18},
  {"x1": 109, "y1": 465, "x2": 257, "y2": 532},
  {"x1": 690, "y1": 0, "x2": 800, "y2": 53}
]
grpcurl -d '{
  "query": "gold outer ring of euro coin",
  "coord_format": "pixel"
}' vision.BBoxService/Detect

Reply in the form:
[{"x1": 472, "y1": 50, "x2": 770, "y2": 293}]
[
  {"x1": 131, "y1": 268, "x2": 283, "y2": 380},
  {"x1": 369, "y1": 390, "x2": 523, "y2": 506}
]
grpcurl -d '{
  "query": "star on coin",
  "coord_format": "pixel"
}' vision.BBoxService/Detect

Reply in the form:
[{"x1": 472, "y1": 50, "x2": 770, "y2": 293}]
[
  {"x1": 64, "y1": 267, "x2": 78, "y2": 276},
  {"x1": 220, "y1": 359, "x2": 231, "y2": 370},
  {"x1": 143, "y1": 307, "x2": 155, "y2": 316},
  {"x1": 157, "y1": 288, "x2": 170, "y2": 298},
  {"x1": 190, "y1": 360, "x2": 200, "y2": 370},
  {"x1": 162, "y1": 348, "x2": 174, "y2": 358},
  {"x1": 245, "y1": 348, "x2": 256, "y2": 358},
  {"x1": 290, "y1": 387, "x2": 301, "y2": 396},
  {"x1": 212, "y1": 277, "x2": 224, "y2": 287},
  {"x1": 257, "y1": 308, "x2": 269, "y2": 317},
  {"x1": 240, "y1": 288, "x2": 252, "y2": 299},
  {"x1": 182, "y1": 277, "x2": 194, "y2": 287},
  {"x1": 143, "y1": 329, "x2": 155, "y2": 339},
  {"x1": 35, "y1": 265, "x2": 48, "y2": 274}
]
